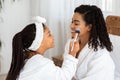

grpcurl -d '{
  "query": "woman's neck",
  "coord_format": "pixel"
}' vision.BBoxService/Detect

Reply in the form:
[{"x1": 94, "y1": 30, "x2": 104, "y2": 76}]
[
  {"x1": 79, "y1": 33, "x2": 90, "y2": 49},
  {"x1": 76, "y1": 34, "x2": 90, "y2": 58}
]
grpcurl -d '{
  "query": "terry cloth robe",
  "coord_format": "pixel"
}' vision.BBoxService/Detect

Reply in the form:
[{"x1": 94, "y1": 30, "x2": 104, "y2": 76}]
[
  {"x1": 18, "y1": 53, "x2": 78, "y2": 80},
  {"x1": 64, "y1": 39, "x2": 115, "y2": 80}
]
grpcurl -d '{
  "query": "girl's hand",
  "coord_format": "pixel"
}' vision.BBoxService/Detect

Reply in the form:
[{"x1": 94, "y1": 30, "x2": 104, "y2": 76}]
[{"x1": 69, "y1": 41, "x2": 80, "y2": 57}]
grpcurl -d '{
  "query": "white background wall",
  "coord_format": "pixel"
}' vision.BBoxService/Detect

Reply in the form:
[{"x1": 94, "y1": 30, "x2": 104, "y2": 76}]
[{"x1": 0, "y1": 0, "x2": 30, "y2": 74}]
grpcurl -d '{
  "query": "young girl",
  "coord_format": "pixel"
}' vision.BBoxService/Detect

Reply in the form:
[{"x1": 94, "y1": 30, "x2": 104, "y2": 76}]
[
  {"x1": 65, "y1": 5, "x2": 115, "y2": 80},
  {"x1": 6, "y1": 16, "x2": 80, "y2": 80}
]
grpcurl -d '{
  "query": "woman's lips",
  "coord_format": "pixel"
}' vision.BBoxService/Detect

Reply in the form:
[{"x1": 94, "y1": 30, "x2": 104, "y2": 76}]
[{"x1": 71, "y1": 30, "x2": 76, "y2": 38}]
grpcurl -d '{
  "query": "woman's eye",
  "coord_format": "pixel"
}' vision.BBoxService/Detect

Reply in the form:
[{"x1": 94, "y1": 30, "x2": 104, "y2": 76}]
[
  {"x1": 71, "y1": 21, "x2": 73, "y2": 23},
  {"x1": 75, "y1": 23, "x2": 79, "y2": 25},
  {"x1": 71, "y1": 21, "x2": 79, "y2": 25}
]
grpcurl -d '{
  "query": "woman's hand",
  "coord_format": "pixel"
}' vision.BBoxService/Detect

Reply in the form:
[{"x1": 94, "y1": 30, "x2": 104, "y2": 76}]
[{"x1": 69, "y1": 41, "x2": 80, "y2": 57}]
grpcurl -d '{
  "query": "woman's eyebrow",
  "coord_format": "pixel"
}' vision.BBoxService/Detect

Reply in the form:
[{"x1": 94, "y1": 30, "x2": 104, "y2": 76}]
[
  {"x1": 72, "y1": 18, "x2": 80, "y2": 22},
  {"x1": 73, "y1": 20, "x2": 80, "y2": 22}
]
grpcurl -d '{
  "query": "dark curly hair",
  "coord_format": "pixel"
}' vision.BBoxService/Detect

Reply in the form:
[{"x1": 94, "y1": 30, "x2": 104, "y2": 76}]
[{"x1": 74, "y1": 5, "x2": 113, "y2": 52}]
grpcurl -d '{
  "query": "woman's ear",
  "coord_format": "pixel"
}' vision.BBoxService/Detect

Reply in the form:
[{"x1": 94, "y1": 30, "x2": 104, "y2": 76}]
[{"x1": 87, "y1": 24, "x2": 92, "y2": 31}]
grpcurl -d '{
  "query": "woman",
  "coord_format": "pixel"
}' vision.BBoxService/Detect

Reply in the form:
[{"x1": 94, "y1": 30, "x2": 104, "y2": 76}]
[
  {"x1": 64, "y1": 5, "x2": 115, "y2": 80},
  {"x1": 6, "y1": 16, "x2": 80, "y2": 80}
]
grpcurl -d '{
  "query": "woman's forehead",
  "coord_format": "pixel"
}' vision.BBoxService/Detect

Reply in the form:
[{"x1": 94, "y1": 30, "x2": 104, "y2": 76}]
[
  {"x1": 73, "y1": 13, "x2": 81, "y2": 18},
  {"x1": 73, "y1": 13, "x2": 86, "y2": 23}
]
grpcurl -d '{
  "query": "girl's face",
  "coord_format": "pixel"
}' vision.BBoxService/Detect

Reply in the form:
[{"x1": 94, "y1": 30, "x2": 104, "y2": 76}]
[
  {"x1": 71, "y1": 12, "x2": 92, "y2": 38},
  {"x1": 42, "y1": 27, "x2": 54, "y2": 49}
]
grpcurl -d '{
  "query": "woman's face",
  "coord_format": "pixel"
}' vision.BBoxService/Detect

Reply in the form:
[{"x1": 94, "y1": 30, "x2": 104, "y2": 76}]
[
  {"x1": 42, "y1": 27, "x2": 54, "y2": 49},
  {"x1": 71, "y1": 12, "x2": 91, "y2": 38}
]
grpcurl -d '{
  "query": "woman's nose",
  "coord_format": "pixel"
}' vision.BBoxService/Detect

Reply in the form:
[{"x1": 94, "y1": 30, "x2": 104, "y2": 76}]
[{"x1": 70, "y1": 23, "x2": 75, "y2": 30}]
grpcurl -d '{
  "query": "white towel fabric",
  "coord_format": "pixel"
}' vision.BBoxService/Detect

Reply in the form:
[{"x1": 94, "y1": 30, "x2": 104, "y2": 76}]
[
  {"x1": 18, "y1": 54, "x2": 78, "y2": 80},
  {"x1": 64, "y1": 39, "x2": 115, "y2": 80}
]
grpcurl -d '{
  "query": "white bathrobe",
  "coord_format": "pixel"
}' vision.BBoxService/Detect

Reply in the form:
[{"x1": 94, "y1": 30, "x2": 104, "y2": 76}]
[
  {"x1": 64, "y1": 39, "x2": 115, "y2": 80},
  {"x1": 18, "y1": 54, "x2": 78, "y2": 80}
]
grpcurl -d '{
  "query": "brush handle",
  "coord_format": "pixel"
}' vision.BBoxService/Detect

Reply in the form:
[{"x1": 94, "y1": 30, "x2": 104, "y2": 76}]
[{"x1": 71, "y1": 33, "x2": 78, "y2": 51}]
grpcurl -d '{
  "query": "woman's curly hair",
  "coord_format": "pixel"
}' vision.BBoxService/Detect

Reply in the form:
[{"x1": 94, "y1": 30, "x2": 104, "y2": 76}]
[{"x1": 74, "y1": 5, "x2": 113, "y2": 52}]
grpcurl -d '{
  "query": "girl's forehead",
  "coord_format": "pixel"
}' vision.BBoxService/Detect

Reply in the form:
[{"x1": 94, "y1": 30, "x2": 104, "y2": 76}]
[{"x1": 44, "y1": 27, "x2": 50, "y2": 32}]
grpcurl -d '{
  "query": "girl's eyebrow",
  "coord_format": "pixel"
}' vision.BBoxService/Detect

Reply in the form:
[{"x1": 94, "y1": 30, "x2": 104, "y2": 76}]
[
  {"x1": 48, "y1": 31, "x2": 50, "y2": 33},
  {"x1": 47, "y1": 30, "x2": 50, "y2": 33}
]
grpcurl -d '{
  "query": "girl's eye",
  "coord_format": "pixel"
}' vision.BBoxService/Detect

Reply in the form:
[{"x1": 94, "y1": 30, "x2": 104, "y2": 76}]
[{"x1": 49, "y1": 33, "x2": 51, "y2": 36}]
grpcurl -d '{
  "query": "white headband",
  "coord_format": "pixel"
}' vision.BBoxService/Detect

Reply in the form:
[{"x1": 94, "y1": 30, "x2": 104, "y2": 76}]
[{"x1": 28, "y1": 16, "x2": 46, "y2": 51}]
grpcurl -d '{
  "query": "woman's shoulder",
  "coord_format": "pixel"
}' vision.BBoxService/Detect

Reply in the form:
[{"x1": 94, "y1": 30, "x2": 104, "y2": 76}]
[
  {"x1": 94, "y1": 47, "x2": 111, "y2": 57},
  {"x1": 92, "y1": 47, "x2": 111, "y2": 60},
  {"x1": 92, "y1": 48, "x2": 115, "y2": 67}
]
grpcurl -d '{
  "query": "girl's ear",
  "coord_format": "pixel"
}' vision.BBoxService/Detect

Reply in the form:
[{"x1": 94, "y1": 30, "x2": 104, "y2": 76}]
[{"x1": 87, "y1": 24, "x2": 92, "y2": 31}]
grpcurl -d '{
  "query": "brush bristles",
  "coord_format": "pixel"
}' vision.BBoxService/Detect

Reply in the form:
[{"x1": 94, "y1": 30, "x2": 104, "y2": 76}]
[{"x1": 75, "y1": 29, "x2": 80, "y2": 33}]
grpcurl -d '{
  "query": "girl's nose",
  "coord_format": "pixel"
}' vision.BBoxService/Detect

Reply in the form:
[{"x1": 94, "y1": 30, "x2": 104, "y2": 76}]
[{"x1": 52, "y1": 35, "x2": 54, "y2": 39}]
